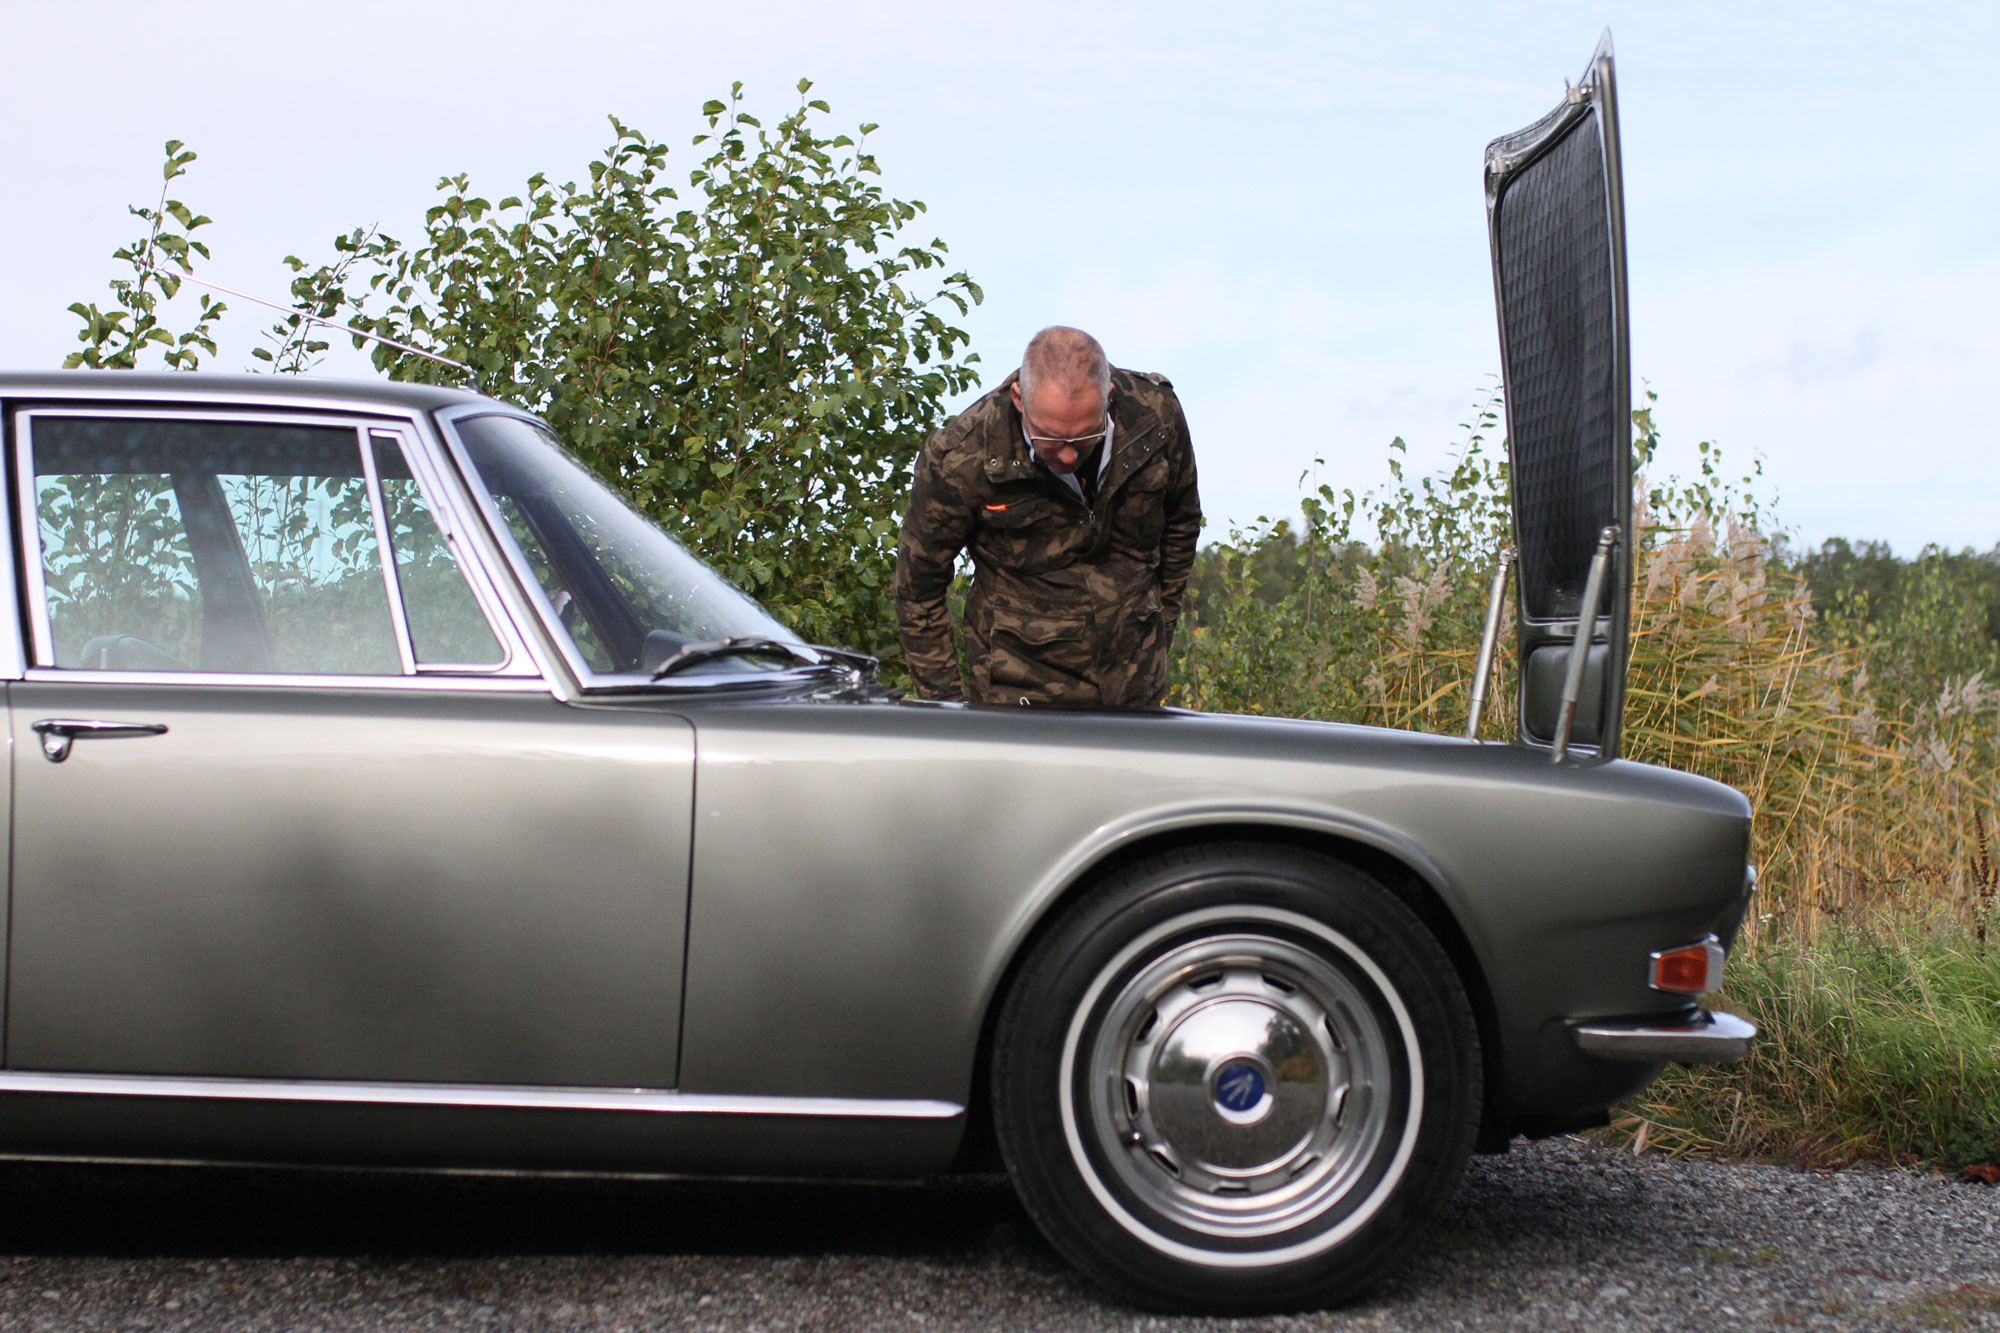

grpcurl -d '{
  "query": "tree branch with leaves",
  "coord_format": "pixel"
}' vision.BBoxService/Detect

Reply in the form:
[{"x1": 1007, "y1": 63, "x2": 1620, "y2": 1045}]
[
  {"x1": 286, "y1": 80, "x2": 982, "y2": 657},
  {"x1": 65, "y1": 140, "x2": 226, "y2": 370}
]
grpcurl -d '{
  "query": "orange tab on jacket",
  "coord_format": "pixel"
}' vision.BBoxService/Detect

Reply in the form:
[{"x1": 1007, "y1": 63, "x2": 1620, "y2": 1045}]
[{"x1": 984, "y1": 503, "x2": 1009, "y2": 510}]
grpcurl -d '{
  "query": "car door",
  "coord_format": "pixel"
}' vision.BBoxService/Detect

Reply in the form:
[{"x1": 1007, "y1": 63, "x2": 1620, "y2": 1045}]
[
  {"x1": 1486, "y1": 31, "x2": 1633, "y2": 761},
  {"x1": 5, "y1": 405, "x2": 692, "y2": 1089}
]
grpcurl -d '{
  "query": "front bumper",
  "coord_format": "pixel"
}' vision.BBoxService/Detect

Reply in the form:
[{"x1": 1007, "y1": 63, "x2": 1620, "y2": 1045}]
[{"x1": 1571, "y1": 1009, "x2": 1756, "y2": 1065}]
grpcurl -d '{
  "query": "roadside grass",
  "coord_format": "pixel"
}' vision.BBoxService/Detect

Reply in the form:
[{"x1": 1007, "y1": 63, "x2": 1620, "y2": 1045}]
[
  {"x1": 1612, "y1": 920, "x2": 2000, "y2": 1169},
  {"x1": 1174, "y1": 395, "x2": 2000, "y2": 1168}
]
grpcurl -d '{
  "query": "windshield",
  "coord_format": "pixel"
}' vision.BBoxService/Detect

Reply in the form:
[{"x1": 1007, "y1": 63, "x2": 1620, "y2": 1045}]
[{"x1": 451, "y1": 414, "x2": 803, "y2": 679}]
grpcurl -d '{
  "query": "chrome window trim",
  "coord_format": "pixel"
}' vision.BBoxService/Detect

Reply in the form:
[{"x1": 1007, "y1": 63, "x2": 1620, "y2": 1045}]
[
  {"x1": 432, "y1": 404, "x2": 825, "y2": 697},
  {"x1": 434, "y1": 404, "x2": 635, "y2": 690},
  {"x1": 12, "y1": 414, "x2": 57, "y2": 670},
  {"x1": 364, "y1": 426, "x2": 528, "y2": 676},
  {"x1": 0, "y1": 410, "x2": 22, "y2": 680},
  {"x1": 357, "y1": 426, "x2": 420, "y2": 675},
  {"x1": 12, "y1": 405, "x2": 539, "y2": 685},
  {"x1": 0, "y1": 380, "x2": 455, "y2": 423},
  {"x1": 0, "y1": 1070, "x2": 963, "y2": 1120},
  {"x1": 19, "y1": 666, "x2": 547, "y2": 693},
  {"x1": 421, "y1": 404, "x2": 581, "y2": 700}
]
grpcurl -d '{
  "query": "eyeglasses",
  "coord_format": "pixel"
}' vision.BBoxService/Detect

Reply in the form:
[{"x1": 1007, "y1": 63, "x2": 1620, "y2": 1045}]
[{"x1": 1023, "y1": 420, "x2": 1109, "y2": 454}]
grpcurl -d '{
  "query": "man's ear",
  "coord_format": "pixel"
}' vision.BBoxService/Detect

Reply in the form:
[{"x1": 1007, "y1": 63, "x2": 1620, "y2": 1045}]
[{"x1": 1009, "y1": 381, "x2": 1023, "y2": 414}]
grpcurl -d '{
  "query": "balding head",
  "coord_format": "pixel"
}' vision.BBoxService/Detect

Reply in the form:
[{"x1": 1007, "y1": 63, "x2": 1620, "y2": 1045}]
[
  {"x1": 1010, "y1": 327, "x2": 1112, "y2": 474},
  {"x1": 1017, "y1": 326, "x2": 1110, "y2": 415}
]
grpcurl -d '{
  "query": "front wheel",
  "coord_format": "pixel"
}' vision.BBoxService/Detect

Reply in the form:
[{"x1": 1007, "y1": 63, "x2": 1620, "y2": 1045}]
[{"x1": 992, "y1": 845, "x2": 1480, "y2": 1313}]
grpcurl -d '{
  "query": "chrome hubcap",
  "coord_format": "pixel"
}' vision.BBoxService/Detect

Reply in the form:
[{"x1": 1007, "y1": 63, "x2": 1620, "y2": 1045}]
[{"x1": 1082, "y1": 929, "x2": 1398, "y2": 1240}]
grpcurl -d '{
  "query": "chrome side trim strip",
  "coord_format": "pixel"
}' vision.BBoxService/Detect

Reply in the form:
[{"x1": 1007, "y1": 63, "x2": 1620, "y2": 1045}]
[
  {"x1": 20, "y1": 668, "x2": 545, "y2": 693},
  {"x1": 0, "y1": 1071, "x2": 963, "y2": 1119},
  {"x1": 1572, "y1": 1010, "x2": 1756, "y2": 1065}
]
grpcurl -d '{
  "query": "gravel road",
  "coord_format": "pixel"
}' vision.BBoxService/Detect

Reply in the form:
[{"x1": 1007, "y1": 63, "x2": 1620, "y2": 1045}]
[{"x1": 0, "y1": 1137, "x2": 1993, "y2": 1331}]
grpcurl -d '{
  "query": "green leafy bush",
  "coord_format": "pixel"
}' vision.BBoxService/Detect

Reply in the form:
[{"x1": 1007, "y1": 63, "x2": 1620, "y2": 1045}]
[
  {"x1": 67, "y1": 92, "x2": 982, "y2": 664},
  {"x1": 285, "y1": 83, "x2": 982, "y2": 659}
]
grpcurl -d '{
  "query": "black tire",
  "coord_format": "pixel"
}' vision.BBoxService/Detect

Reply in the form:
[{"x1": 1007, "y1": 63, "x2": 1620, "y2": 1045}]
[{"x1": 991, "y1": 843, "x2": 1480, "y2": 1313}]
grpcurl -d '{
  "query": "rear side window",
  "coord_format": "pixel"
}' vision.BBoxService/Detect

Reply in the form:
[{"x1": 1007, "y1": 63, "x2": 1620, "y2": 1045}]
[
  {"x1": 26, "y1": 415, "x2": 505, "y2": 675},
  {"x1": 33, "y1": 462, "x2": 200, "y2": 669}
]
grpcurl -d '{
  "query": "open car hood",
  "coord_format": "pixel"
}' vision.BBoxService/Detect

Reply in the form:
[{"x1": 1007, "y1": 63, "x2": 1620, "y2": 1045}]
[{"x1": 1485, "y1": 30, "x2": 1631, "y2": 761}]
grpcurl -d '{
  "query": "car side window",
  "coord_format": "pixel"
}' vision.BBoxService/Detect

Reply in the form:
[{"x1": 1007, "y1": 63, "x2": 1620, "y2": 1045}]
[
  {"x1": 27, "y1": 415, "x2": 503, "y2": 676},
  {"x1": 35, "y1": 465, "x2": 202, "y2": 670},
  {"x1": 210, "y1": 466, "x2": 401, "y2": 674},
  {"x1": 370, "y1": 434, "x2": 505, "y2": 668}
]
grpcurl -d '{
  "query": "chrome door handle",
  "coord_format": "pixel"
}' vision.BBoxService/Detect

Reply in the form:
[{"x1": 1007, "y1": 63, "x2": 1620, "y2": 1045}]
[{"x1": 30, "y1": 718, "x2": 170, "y2": 764}]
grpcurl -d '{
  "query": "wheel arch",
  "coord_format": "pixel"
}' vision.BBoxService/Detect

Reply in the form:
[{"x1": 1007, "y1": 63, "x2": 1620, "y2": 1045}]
[{"x1": 952, "y1": 816, "x2": 1503, "y2": 1172}]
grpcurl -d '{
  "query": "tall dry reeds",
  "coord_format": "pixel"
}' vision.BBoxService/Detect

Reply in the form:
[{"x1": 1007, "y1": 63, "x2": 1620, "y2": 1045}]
[
  {"x1": 1175, "y1": 394, "x2": 2000, "y2": 940},
  {"x1": 1172, "y1": 394, "x2": 2000, "y2": 1164},
  {"x1": 1621, "y1": 512, "x2": 1999, "y2": 935}
]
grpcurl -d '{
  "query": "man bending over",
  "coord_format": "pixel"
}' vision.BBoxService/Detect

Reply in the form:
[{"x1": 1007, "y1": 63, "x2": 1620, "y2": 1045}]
[{"x1": 894, "y1": 325, "x2": 1201, "y2": 707}]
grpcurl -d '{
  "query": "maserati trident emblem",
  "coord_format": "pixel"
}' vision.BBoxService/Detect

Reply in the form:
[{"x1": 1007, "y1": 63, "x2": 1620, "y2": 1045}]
[{"x1": 1214, "y1": 1062, "x2": 1265, "y2": 1114}]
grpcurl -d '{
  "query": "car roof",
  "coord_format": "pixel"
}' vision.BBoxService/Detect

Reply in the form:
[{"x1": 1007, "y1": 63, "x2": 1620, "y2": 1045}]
[{"x1": 0, "y1": 370, "x2": 496, "y2": 414}]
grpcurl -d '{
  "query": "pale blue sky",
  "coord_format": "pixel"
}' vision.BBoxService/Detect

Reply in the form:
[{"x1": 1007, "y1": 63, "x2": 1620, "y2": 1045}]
[{"x1": 5, "y1": 1, "x2": 1994, "y2": 553}]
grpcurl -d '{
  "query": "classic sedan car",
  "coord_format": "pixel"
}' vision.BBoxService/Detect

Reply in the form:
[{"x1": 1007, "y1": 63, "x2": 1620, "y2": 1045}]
[{"x1": 0, "y1": 35, "x2": 1752, "y2": 1315}]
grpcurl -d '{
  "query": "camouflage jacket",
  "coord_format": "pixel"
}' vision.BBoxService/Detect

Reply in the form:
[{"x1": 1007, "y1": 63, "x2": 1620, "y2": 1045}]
[{"x1": 893, "y1": 367, "x2": 1202, "y2": 706}]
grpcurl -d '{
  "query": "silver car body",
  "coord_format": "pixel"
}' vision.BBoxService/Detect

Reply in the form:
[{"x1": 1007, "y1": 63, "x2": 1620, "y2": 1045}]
[{"x1": 0, "y1": 371, "x2": 1751, "y2": 1183}]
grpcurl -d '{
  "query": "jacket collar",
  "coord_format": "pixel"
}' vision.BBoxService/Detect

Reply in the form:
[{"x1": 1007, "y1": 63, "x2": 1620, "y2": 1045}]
[
  {"x1": 981, "y1": 369, "x2": 1162, "y2": 497},
  {"x1": 1100, "y1": 373, "x2": 1164, "y2": 500}
]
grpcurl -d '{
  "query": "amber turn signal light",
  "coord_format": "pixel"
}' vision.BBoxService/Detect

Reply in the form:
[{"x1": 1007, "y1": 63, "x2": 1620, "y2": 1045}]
[{"x1": 1649, "y1": 938, "x2": 1726, "y2": 994}]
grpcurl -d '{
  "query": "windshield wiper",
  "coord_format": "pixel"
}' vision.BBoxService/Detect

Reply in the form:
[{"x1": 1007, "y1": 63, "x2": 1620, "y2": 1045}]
[
  {"x1": 651, "y1": 637, "x2": 826, "y2": 679},
  {"x1": 802, "y1": 642, "x2": 878, "y2": 673},
  {"x1": 650, "y1": 636, "x2": 879, "y2": 682}
]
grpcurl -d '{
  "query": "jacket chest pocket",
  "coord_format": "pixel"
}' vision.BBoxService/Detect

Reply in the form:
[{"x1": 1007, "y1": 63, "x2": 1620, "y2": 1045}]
[
  {"x1": 1109, "y1": 455, "x2": 1170, "y2": 550},
  {"x1": 978, "y1": 494, "x2": 1051, "y2": 530},
  {"x1": 974, "y1": 494, "x2": 1081, "y2": 573}
]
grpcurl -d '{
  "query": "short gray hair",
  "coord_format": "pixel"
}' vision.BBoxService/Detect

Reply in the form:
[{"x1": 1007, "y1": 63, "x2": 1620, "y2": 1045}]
[{"x1": 1019, "y1": 326, "x2": 1110, "y2": 409}]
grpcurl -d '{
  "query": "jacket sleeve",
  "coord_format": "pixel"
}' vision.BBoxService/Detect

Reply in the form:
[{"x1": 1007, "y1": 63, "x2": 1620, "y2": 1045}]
[
  {"x1": 893, "y1": 436, "x2": 974, "y2": 701},
  {"x1": 1156, "y1": 392, "x2": 1203, "y2": 629}
]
